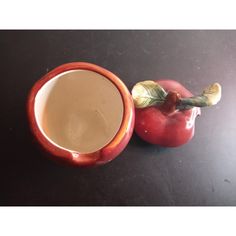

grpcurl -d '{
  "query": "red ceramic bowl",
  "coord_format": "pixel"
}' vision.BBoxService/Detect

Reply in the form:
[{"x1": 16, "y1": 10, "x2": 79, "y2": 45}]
[{"x1": 27, "y1": 62, "x2": 135, "y2": 166}]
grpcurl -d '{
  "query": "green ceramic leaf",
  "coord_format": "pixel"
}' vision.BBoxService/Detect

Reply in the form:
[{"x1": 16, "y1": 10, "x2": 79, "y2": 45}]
[
  {"x1": 201, "y1": 83, "x2": 222, "y2": 106},
  {"x1": 131, "y1": 80, "x2": 167, "y2": 108}
]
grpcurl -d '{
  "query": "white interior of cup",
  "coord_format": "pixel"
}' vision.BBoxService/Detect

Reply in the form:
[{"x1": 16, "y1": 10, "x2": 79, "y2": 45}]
[{"x1": 34, "y1": 69, "x2": 124, "y2": 154}]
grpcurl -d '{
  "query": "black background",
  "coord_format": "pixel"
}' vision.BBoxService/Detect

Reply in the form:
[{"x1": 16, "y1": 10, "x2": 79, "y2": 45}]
[{"x1": 0, "y1": 30, "x2": 235, "y2": 206}]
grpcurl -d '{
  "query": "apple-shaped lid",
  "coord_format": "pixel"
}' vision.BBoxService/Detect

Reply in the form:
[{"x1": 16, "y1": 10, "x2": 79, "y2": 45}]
[{"x1": 131, "y1": 80, "x2": 222, "y2": 147}]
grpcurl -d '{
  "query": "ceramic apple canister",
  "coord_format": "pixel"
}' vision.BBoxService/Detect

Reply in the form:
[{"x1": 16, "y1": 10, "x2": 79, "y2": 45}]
[
  {"x1": 27, "y1": 62, "x2": 135, "y2": 166},
  {"x1": 132, "y1": 80, "x2": 222, "y2": 147}
]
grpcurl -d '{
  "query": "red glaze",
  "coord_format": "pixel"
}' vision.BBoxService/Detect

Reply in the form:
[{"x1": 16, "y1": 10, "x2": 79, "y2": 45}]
[
  {"x1": 27, "y1": 62, "x2": 135, "y2": 166},
  {"x1": 134, "y1": 80, "x2": 201, "y2": 147}
]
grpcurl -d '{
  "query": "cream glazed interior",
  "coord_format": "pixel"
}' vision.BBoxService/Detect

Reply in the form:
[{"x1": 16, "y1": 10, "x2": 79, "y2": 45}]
[{"x1": 34, "y1": 69, "x2": 124, "y2": 153}]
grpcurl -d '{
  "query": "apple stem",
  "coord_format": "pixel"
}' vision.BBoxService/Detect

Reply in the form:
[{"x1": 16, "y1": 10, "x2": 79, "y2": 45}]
[
  {"x1": 160, "y1": 91, "x2": 180, "y2": 114},
  {"x1": 132, "y1": 81, "x2": 222, "y2": 111},
  {"x1": 177, "y1": 96, "x2": 210, "y2": 110},
  {"x1": 177, "y1": 83, "x2": 222, "y2": 110}
]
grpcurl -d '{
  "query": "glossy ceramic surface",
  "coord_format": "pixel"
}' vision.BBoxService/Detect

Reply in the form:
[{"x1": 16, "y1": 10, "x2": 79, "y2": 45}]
[
  {"x1": 27, "y1": 62, "x2": 135, "y2": 166},
  {"x1": 134, "y1": 80, "x2": 201, "y2": 147}
]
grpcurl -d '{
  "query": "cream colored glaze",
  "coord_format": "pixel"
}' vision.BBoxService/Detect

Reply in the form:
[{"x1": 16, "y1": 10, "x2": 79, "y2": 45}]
[{"x1": 34, "y1": 70, "x2": 124, "y2": 153}]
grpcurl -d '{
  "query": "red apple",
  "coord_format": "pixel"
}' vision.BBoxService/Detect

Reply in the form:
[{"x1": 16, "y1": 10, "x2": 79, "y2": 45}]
[{"x1": 132, "y1": 80, "x2": 221, "y2": 147}]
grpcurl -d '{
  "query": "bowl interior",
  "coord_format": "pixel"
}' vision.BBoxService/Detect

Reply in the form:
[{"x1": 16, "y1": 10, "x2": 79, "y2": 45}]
[{"x1": 34, "y1": 69, "x2": 124, "y2": 154}]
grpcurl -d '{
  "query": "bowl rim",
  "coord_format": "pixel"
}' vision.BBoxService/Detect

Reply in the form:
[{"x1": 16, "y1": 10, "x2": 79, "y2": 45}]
[{"x1": 27, "y1": 62, "x2": 134, "y2": 166}]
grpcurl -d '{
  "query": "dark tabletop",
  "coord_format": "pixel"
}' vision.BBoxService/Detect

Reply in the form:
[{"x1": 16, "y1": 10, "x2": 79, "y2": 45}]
[{"x1": 0, "y1": 30, "x2": 236, "y2": 206}]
